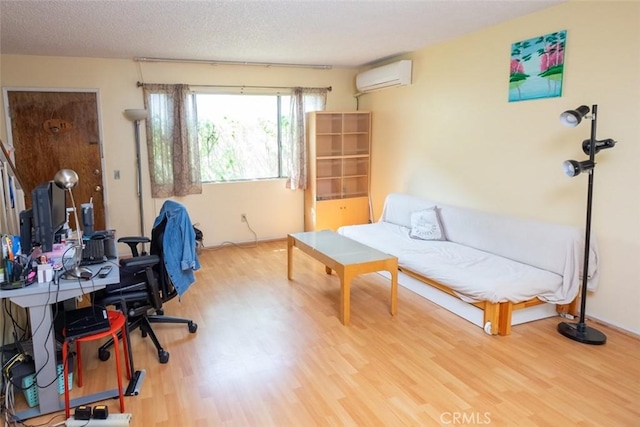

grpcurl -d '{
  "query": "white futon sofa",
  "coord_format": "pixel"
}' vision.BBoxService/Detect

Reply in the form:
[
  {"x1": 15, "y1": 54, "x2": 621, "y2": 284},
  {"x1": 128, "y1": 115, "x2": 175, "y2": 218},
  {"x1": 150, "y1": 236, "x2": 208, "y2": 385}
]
[{"x1": 338, "y1": 193, "x2": 598, "y2": 335}]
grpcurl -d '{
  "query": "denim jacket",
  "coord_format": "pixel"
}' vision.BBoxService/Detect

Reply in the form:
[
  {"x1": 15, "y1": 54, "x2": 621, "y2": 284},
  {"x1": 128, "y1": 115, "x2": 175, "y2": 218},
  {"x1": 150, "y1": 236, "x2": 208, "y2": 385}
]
[{"x1": 153, "y1": 200, "x2": 200, "y2": 297}]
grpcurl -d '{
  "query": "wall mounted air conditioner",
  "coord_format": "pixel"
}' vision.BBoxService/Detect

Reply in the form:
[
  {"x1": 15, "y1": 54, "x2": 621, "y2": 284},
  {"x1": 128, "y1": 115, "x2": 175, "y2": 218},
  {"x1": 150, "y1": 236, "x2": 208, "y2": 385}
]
[{"x1": 355, "y1": 60, "x2": 412, "y2": 93}]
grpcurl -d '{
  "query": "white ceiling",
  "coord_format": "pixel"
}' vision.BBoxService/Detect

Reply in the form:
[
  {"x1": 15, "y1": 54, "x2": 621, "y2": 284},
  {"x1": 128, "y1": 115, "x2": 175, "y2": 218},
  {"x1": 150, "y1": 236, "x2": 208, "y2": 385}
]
[{"x1": 0, "y1": 0, "x2": 564, "y2": 69}]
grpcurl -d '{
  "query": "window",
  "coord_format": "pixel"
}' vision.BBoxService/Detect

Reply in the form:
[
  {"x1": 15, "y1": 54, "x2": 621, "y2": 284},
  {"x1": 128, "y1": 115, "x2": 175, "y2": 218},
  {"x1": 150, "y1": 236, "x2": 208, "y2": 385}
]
[
  {"x1": 143, "y1": 85, "x2": 326, "y2": 192},
  {"x1": 195, "y1": 93, "x2": 291, "y2": 182}
]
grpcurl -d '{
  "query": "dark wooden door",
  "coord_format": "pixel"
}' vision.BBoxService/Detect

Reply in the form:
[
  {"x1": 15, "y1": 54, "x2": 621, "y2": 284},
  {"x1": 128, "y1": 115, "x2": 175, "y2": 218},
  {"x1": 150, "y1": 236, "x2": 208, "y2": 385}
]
[{"x1": 6, "y1": 90, "x2": 105, "y2": 230}]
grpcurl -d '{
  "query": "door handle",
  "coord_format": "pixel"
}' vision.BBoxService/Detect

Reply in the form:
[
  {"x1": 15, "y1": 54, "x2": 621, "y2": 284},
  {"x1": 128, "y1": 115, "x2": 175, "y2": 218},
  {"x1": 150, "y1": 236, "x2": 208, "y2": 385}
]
[
  {"x1": 93, "y1": 169, "x2": 100, "y2": 176},
  {"x1": 95, "y1": 185, "x2": 102, "y2": 192}
]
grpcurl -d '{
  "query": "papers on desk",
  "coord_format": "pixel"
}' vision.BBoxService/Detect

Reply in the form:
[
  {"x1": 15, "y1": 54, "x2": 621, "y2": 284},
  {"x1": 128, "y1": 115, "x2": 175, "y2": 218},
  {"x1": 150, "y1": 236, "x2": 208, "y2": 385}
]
[{"x1": 44, "y1": 242, "x2": 72, "y2": 270}]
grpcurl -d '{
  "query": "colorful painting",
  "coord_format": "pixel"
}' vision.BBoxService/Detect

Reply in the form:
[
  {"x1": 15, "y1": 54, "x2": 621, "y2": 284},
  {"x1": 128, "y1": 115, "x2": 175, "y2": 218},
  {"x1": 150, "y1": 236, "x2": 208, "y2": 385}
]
[{"x1": 509, "y1": 30, "x2": 566, "y2": 102}]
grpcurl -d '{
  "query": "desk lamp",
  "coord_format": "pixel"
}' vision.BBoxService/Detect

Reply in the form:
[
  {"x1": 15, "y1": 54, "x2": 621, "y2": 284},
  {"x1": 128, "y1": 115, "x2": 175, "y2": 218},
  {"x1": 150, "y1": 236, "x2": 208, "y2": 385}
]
[{"x1": 54, "y1": 169, "x2": 92, "y2": 280}]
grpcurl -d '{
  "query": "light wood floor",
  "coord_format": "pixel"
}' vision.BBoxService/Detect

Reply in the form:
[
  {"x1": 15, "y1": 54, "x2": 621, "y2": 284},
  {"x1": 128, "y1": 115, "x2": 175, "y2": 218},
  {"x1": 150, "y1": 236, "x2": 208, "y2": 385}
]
[{"x1": 17, "y1": 240, "x2": 640, "y2": 426}]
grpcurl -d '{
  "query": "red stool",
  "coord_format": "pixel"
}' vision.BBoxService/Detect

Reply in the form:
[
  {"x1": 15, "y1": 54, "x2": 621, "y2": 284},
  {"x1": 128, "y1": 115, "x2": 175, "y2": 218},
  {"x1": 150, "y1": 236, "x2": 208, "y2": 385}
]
[{"x1": 62, "y1": 310, "x2": 131, "y2": 419}]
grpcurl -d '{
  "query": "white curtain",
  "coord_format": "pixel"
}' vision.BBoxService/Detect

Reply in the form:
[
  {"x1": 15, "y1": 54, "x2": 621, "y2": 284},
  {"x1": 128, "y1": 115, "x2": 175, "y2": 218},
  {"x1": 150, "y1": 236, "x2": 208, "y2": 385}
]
[
  {"x1": 285, "y1": 87, "x2": 327, "y2": 190},
  {"x1": 142, "y1": 84, "x2": 202, "y2": 198}
]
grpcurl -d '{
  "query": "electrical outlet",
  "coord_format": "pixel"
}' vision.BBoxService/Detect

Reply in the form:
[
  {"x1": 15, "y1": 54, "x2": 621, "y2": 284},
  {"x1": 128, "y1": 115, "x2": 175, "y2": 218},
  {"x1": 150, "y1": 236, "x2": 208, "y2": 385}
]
[{"x1": 241, "y1": 214, "x2": 247, "y2": 222}]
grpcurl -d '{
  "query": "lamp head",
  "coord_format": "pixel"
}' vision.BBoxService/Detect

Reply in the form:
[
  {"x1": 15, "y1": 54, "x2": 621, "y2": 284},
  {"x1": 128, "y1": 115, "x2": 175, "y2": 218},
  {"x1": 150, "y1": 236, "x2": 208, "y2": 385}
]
[
  {"x1": 560, "y1": 105, "x2": 590, "y2": 127},
  {"x1": 582, "y1": 138, "x2": 617, "y2": 155},
  {"x1": 53, "y1": 169, "x2": 79, "y2": 190},
  {"x1": 124, "y1": 109, "x2": 148, "y2": 122},
  {"x1": 563, "y1": 160, "x2": 594, "y2": 177}
]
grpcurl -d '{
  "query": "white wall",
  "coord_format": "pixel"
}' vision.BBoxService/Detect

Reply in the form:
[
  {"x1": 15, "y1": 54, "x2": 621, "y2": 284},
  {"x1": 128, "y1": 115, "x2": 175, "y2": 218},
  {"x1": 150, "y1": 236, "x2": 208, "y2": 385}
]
[
  {"x1": 360, "y1": 1, "x2": 640, "y2": 333},
  {"x1": 0, "y1": 56, "x2": 358, "y2": 247}
]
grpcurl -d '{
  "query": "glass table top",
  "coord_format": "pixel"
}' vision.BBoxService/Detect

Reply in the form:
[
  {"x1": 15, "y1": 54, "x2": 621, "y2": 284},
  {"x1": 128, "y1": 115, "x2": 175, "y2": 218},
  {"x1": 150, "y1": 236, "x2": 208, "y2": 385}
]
[{"x1": 289, "y1": 230, "x2": 396, "y2": 265}]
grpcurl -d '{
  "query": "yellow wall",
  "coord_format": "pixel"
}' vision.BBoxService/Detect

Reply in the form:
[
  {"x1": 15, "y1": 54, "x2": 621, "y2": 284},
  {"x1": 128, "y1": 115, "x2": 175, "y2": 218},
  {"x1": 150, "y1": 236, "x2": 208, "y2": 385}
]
[
  {"x1": 360, "y1": 1, "x2": 640, "y2": 333},
  {"x1": 0, "y1": 57, "x2": 357, "y2": 246}
]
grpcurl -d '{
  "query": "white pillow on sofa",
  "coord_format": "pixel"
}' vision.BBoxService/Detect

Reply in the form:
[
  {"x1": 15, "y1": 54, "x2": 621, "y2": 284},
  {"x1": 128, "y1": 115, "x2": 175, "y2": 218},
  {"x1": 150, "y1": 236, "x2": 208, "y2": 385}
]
[{"x1": 409, "y1": 207, "x2": 446, "y2": 241}]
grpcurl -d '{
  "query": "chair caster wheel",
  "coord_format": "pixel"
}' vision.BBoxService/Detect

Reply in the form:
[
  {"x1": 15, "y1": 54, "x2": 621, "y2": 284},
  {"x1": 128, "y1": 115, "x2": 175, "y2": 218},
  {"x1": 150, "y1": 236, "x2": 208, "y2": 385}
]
[
  {"x1": 98, "y1": 349, "x2": 111, "y2": 361},
  {"x1": 159, "y1": 350, "x2": 170, "y2": 364},
  {"x1": 188, "y1": 321, "x2": 198, "y2": 333}
]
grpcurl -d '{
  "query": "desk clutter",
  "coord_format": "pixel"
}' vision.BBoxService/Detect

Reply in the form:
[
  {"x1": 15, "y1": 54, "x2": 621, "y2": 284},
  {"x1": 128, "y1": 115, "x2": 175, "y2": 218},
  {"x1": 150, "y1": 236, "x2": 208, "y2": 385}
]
[
  {"x1": 81, "y1": 230, "x2": 118, "y2": 265},
  {"x1": 0, "y1": 229, "x2": 118, "y2": 289},
  {"x1": 1, "y1": 231, "x2": 126, "y2": 421},
  {"x1": 0, "y1": 234, "x2": 67, "y2": 288},
  {"x1": 0, "y1": 235, "x2": 36, "y2": 289}
]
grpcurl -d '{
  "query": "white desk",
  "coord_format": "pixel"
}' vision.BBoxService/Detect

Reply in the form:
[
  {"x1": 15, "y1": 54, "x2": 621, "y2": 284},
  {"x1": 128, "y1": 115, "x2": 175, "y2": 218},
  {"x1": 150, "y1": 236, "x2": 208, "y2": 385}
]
[{"x1": 0, "y1": 262, "x2": 120, "y2": 420}]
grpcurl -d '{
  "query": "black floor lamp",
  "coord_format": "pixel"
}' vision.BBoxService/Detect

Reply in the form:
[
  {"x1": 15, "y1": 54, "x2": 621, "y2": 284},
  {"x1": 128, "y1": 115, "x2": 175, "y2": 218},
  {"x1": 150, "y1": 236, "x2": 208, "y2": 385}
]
[{"x1": 557, "y1": 104, "x2": 616, "y2": 345}]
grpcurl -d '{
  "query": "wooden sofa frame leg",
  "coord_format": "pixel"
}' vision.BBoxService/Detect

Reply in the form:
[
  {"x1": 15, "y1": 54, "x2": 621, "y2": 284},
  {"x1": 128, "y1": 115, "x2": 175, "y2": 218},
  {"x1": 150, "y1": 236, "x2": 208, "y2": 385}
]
[
  {"x1": 483, "y1": 302, "x2": 513, "y2": 336},
  {"x1": 498, "y1": 302, "x2": 513, "y2": 336}
]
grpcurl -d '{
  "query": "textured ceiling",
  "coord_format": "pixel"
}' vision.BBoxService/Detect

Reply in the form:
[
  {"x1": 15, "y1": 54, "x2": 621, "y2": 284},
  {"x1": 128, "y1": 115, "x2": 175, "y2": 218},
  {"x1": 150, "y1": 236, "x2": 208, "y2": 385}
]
[{"x1": 0, "y1": 0, "x2": 564, "y2": 68}]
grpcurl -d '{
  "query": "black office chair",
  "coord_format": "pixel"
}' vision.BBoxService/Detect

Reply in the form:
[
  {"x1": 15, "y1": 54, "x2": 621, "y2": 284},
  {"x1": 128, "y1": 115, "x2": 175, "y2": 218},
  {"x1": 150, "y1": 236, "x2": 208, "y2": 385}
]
[{"x1": 96, "y1": 217, "x2": 197, "y2": 364}]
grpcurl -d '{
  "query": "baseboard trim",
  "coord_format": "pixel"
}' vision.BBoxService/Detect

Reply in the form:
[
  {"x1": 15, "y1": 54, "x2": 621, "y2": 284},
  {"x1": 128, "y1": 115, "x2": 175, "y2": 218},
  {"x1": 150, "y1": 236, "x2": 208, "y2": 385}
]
[{"x1": 587, "y1": 315, "x2": 640, "y2": 340}]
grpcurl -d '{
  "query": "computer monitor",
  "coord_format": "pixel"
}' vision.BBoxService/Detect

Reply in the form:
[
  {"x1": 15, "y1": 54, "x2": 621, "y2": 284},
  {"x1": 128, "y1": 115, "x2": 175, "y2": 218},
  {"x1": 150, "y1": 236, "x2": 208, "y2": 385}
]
[
  {"x1": 22, "y1": 181, "x2": 67, "y2": 253},
  {"x1": 49, "y1": 182, "x2": 67, "y2": 234}
]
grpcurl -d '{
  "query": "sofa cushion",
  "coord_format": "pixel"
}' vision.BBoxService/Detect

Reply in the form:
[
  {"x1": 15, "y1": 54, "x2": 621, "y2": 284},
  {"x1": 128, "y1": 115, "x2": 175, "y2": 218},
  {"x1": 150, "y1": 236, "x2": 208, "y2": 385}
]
[
  {"x1": 338, "y1": 222, "x2": 566, "y2": 304},
  {"x1": 380, "y1": 193, "x2": 437, "y2": 228},
  {"x1": 379, "y1": 193, "x2": 599, "y2": 292},
  {"x1": 409, "y1": 207, "x2": 446, "y2": 241}
]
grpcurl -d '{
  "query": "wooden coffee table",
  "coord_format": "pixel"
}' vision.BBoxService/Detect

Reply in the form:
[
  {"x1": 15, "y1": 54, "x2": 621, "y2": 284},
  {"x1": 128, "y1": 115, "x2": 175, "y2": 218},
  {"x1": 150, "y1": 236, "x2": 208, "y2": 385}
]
[{"x1": 287, "y1": 230, "x2": 398, "y2": 325}]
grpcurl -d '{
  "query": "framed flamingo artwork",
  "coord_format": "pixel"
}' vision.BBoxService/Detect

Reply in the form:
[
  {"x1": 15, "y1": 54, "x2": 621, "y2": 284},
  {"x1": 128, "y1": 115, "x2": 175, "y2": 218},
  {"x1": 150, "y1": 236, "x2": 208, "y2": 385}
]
[{"x1": 509, "y1": 30, "x2": 567, "y2": 102}]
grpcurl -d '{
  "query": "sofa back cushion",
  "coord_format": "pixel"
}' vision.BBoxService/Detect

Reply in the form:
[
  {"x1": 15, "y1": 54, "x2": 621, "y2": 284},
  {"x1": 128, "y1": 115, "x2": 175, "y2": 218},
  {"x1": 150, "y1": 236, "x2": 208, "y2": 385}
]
[
  {"x1": 380, "y1": 193, "x2": 438, "y2": 228},
  {"x1": 440, "y1": 204, "x2": 588, "y2": 277},
  {"x1": 380, "y1": 193, "x2": 592, "y2": 279}
]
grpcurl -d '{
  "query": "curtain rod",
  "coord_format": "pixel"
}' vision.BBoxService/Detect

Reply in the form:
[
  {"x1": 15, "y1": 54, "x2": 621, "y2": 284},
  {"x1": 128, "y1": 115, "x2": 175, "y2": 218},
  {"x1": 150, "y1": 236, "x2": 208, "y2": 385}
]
[
  {"x1": 134, "y1": 57, "x2": 332, "y2": 70},
  {"x1": 136, "y1": 81, "x2": 331, "y2": 92}
]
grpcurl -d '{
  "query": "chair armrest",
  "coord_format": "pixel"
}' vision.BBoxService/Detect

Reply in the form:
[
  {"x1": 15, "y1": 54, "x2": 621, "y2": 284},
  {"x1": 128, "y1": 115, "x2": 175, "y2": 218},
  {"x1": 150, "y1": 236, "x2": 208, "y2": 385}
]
[
  {"x1": 100, "y1": 290, "x2": 149, "y2": 307},
  {"x1": 120, "y1": 254, "x2": 160, "y2": 269},
  {"x1": 118, "y1": 236, "x2": 151, "y2": 257},
  {"x1": 105, "y1": 281, "x2": 148, "y2": 294}
]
